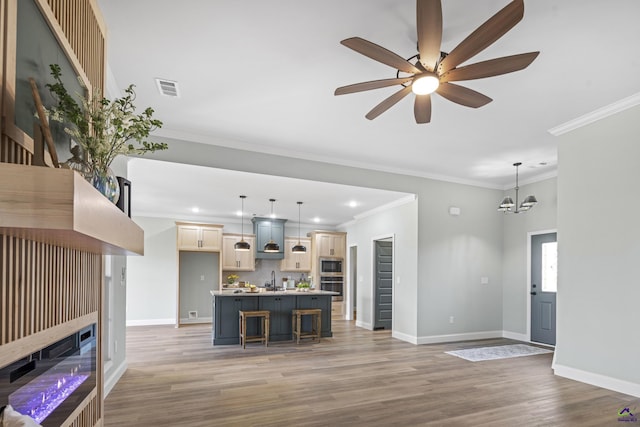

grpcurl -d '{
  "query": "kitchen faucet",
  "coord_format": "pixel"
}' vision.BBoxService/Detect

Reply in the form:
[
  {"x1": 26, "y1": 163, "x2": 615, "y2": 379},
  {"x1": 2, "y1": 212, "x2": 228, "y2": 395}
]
[{"x1": 271, "y1": 270, "x2": 276, "y2": 291}]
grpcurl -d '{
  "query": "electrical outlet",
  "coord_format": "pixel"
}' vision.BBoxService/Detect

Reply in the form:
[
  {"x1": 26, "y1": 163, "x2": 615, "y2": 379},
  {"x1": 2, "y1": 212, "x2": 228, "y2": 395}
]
[
  {"x1": 481, "y1": 276, "x2": 489, "y2": 285},
  {"x1": 449, "y1": 316, "x2": 454, "y2": 324},
  {"x1": 200, "y1": 275, "x2": 205, "y2": 281},
  {"x1": 396, "y1": 276, "x2": 401, "y2": 284}
]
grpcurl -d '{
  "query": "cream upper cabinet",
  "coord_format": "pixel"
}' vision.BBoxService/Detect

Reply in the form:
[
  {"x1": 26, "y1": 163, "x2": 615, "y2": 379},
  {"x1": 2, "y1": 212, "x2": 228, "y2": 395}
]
[
  {"x1": 177, "y1": 223, "x2": 223, "y2": 251},
  {"x1": 280, "y1": 237, "x2": 312, "y2": 272},
  {"x1": 315, "y1": 233, "x2": 346, "y2": 258},
  {"x1": 222, "y1": 234, "x2": 255, "y2": 271}
]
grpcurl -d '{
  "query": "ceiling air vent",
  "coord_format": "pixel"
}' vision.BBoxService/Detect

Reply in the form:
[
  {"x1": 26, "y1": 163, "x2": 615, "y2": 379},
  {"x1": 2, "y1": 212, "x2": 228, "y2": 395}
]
[{"x1": 155, "y1": 78, "x2": 179, "y2": 97}]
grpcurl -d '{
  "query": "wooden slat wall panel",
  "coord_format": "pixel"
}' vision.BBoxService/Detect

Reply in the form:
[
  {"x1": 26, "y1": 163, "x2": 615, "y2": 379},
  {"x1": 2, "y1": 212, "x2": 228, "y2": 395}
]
[
  {"x1": 0, "y1": 134, "x2": 32, "y2": 164},
  {"x1": 63, "y1": 389, "x2": 100, "y2": 427},
  {"x1": 44, "y1": 0, "x2": 105, "y2": 93},
  {"x1": 0, "y1": 234, "x2": 101, "y2": 345}
]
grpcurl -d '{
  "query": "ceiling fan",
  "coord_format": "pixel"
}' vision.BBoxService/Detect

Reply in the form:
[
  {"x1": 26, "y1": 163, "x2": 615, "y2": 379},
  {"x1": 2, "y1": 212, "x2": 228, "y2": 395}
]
[{"x1": 334, "y1": 0, "x2": 539, "y2": 124}]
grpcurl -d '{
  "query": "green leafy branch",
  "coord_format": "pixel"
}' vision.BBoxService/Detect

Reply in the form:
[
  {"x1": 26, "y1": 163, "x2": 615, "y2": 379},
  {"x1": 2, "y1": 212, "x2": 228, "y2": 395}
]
[{"x1": 46, "y1": 64, "x2": 167, "y2": 173}]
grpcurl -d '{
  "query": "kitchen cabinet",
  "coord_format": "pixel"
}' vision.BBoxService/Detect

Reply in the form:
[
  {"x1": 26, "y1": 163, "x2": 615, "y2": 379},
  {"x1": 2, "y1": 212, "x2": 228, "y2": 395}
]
[
  {"x1": 280, "y1": 237, "x2": 312, "y2": 272},
  {"x1": 252, "y1": 217, "x2": 287, "y2": 259},
  {"x1": 177, "y1": 223, "x2": 223, "y2": 251},
  {"x1": 211, "y1": 293, "x2": 334, "y2": 345},
  {"x1": 213, "y1": 296, "x2": 259, "y2": 344},
  {"x1": 313, "y1": 232, "x2": 346, "y2": 258},
  {"x1": 222, "y1": 234, "x2": 256, "y2": 271},
  {"x1": 259, "y1": 295, "x2": 296, "y2": 341},
  {"x1": 296, "y1": 295, "x2": 331, "y2": 336}
]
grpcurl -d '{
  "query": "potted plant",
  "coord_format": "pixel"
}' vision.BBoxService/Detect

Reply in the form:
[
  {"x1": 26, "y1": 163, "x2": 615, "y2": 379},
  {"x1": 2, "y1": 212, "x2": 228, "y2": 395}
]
[{"x1": 45, "y1": 64, "x2": 167, "y2": 203}]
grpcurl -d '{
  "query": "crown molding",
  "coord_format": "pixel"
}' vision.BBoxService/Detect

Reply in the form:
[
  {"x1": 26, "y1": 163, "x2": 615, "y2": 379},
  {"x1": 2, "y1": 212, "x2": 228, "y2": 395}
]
[{"x1": 548, "y1": 92, "x2": 640, "y2": 136}]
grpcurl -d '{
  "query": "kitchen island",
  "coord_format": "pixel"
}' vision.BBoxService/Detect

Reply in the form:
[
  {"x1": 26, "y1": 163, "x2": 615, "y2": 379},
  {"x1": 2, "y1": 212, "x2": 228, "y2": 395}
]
[{"x1": 210, "y1": 290, "x2": 337, "y2": 345}]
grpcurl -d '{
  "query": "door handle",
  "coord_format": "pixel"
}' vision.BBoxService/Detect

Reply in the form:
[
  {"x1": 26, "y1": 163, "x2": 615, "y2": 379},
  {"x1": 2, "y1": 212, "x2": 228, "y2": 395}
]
[{"x1": 530, "y1": 292, "x2": 537, "y2": 295}]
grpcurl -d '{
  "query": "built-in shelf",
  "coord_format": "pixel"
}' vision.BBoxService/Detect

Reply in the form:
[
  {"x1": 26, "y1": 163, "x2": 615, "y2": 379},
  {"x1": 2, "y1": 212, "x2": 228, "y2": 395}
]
[{"x1": 0, "y1": 163, "x2": 143, "y2": 255}]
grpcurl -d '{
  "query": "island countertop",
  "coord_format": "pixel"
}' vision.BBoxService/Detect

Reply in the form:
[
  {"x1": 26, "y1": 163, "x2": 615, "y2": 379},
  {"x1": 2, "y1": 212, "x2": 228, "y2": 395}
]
[
  {"x1": 210, "y1": 290, "x2": 338, "y2": 297},
  {"x1": 210, "y1": 290, "x2": 336, "y2": 345}
]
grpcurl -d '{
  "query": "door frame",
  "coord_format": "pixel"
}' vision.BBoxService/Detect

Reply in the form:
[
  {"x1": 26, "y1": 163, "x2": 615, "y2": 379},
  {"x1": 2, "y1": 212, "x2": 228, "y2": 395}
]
[
  {"x1": 526, "y1": 228, "x2": 557, "y2": 345},
  {"x1": 347, "y1": 244, "x2": 357, "y2": 321},
  {"x1": 371, "y1": 233, "x2": 395, "y2": 331}
]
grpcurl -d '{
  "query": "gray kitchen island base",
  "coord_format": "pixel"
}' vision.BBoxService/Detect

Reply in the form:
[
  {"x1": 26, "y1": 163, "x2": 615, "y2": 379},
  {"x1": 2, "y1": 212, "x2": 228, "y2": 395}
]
[{"x1": 211, "y1": 291, "x2": 335, "y2": 345}]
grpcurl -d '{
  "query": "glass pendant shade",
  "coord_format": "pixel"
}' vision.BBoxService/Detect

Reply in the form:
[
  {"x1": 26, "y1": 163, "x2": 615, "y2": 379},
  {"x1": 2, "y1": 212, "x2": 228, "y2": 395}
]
[
  {"x1": 521, "y1": 195, "x2": 538, "y2": 207},
  {"x1": 499, "y1": 197, "x2": 515, "y2": 208},
  {"x1": 292, "y1": 201, "x2": 307, "y2": 253},
  {"x1": 235, "y1": 195, "x2": 251, "y2": 251}
]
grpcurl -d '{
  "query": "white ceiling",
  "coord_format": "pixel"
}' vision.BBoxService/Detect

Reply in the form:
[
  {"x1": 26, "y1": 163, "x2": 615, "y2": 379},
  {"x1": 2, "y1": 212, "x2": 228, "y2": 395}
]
[{"x1": 97, "y1": 0, "x2": 640, "y2": 220}]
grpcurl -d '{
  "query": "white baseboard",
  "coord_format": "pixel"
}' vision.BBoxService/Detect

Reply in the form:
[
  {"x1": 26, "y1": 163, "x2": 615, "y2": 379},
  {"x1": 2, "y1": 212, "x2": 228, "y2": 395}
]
[
  {"x1": 104, "y1": 360, "x2": 128, "y2": 397},
  {"x1": 417, "y1": 330, "x2": 502, "y2": 345},
  {"x1": 392, "y1": 330, "x2": 417, "y2": 344},
  {"x1": 502, "y1": 330, "x2": 529, "y2": 342},
  {"x1": 355, "y1": 320, "x2": 372, "y2": 330},
  {"x1": 126, "y1": 318, "x2": 175, "y2": 326},
  {"x1": 178, "y1": 317, "x2": 212, "y2": 324},
  {"x1": 553, "y1": 363, "x2": 640, "y2": 398}
]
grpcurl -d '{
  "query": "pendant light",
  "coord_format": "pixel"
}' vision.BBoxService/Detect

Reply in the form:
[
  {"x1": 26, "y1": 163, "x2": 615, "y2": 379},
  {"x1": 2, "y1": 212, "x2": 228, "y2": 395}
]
[
  {"x1": 235, "y1": 195, "x2": 251, "y2": 251},
  {"x1": 263, "y1": 198, "x2": 280, "y2": 253},
  {"x1": 498, "y1": 162, "x2": 538, "y2": 214},
  {"x1": 292, "y1": 201, "x2": 307, "y2": 253}
]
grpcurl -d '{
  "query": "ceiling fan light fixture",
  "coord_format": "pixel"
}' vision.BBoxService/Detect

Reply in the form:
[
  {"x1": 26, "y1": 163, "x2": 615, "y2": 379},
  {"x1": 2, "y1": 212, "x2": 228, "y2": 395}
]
[{"x1": 411, "y1": 73, "x2": 439, "y2": 95}]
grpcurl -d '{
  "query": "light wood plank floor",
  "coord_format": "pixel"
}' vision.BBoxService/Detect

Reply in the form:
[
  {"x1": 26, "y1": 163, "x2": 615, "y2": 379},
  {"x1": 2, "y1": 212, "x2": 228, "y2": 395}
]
[{"x1": 105, "y1": 321, "x2": 637, "y2": 426}]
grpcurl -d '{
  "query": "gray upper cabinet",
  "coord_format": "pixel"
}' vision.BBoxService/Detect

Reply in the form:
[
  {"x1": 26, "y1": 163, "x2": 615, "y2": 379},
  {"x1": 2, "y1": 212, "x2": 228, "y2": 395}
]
[{"x1": 252, "y1": 217, "x2": 286, "y2": 259}]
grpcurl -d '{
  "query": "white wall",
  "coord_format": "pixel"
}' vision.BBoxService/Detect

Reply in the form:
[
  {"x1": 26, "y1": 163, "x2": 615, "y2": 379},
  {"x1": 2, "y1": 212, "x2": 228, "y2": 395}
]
[
  {"x1": 554, "y1": 105, "x2": 640, "y2": 397},
  {"x1": 342, "y1": 198, "x2": 418, "y2": 339},
  {"x1": 502, "y1": 178, "x2": 557, "y2": 340},
  {"x1": 127, "y1": 217, "x2": 177, "y2": 325}
]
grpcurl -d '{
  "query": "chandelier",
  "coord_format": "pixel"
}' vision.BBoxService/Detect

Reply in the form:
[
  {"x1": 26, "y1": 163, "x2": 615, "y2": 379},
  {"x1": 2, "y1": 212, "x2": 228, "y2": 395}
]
[{"x1": 498, "y1": 162, "x2": 538, "y2": 214}]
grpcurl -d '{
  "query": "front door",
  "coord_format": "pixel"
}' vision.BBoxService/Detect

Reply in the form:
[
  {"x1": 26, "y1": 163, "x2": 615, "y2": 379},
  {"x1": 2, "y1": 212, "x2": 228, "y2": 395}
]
[
  {"x1": 374, "y1": 240, "x2": 392, "y2": 330},
  {"x1": 530, "y1": 232, "x2": 557, "y2": 345}
]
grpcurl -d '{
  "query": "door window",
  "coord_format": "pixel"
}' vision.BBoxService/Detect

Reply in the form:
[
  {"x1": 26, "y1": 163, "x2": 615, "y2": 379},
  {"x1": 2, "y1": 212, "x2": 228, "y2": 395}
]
[{"x1": 541, "y1": 242, "x2": 557, "y2": 292}]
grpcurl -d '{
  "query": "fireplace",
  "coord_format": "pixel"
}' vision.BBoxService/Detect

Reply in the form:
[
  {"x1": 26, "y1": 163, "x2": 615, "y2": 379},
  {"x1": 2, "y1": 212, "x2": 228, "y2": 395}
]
[{"x1": 0, "y1": 324, "x2": 96, "y2": 426}]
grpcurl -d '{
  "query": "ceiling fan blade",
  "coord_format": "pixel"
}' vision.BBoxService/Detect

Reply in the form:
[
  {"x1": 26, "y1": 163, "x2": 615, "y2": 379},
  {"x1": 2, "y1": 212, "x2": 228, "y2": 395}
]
[
  {"x1": 341, "y1": 37, "x2": 421, "y2": 74},
  {"x1": 414, "y1": 94, "x2": 432, "y2": 124},
  {"x1": 436, "y1": 82, "x2": 492, "y2": 108},
  {"x1": 335, "y1": 77, "x2": 413, "y2": 96},
  {"x1": 417, "y1": 0, "x2": 443, "y2": 71},
  {"x1": 438, "y1": 0, "x2": 524, "y2": 74},
  {"x1": 365, "y1": 85, "x2": 413, "y2": 120},
  {"x1": 440, "y1": 52, "x2": 539, "y2": 82}
]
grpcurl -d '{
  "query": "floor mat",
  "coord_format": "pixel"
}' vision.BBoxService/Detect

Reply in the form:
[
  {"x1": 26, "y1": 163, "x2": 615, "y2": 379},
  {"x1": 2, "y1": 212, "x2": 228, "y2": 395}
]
[{"x1": 445, "y1": 344, "x2": 553, "y2": 362}]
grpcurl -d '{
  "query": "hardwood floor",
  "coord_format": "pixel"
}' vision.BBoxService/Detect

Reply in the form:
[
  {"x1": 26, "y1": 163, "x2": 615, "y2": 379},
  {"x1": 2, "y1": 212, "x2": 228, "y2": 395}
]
[{"x1": 105, "y1": 321, "x2": 637, "y2": 426}]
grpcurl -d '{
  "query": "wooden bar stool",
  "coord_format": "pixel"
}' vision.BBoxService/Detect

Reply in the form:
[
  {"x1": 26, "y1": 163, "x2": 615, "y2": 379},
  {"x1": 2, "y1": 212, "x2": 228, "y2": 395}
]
[
  {"x1": 239, "y1": 310, "x2": 270, "y2": 349},
  {"x1": 291, "y1": 308, "x2": 321, "y2": 344}
]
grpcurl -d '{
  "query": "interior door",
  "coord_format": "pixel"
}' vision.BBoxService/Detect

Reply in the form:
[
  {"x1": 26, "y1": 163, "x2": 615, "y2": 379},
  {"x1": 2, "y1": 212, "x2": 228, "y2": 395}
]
[
  {"x1": 531, "y1": 232, "x2": 557, "y2": 345},
  {"x1": 374, "y1": 240, "x2": 392, "y2": 330}
]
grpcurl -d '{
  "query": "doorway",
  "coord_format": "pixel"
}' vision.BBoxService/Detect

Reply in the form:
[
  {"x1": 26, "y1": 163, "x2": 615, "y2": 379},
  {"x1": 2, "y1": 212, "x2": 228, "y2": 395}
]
[
  {"x1": 373, "y1": 238, "x2": 393, "y2": 330},
  {"x1": 530, "y1": 232, "x2": 557, "y2": 345}
]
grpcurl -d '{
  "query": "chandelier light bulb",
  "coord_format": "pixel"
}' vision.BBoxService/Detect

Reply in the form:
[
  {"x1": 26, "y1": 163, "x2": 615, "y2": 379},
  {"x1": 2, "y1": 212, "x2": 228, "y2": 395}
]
[{"x1": 412, "y1": 73, "x2": 439, "y2": 95}]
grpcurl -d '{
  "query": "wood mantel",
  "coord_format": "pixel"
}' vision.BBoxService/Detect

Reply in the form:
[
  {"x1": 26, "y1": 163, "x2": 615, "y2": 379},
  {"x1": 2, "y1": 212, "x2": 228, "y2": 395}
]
[{"x1": 0, "y1": 163, "x2": 143, "y2": 255}]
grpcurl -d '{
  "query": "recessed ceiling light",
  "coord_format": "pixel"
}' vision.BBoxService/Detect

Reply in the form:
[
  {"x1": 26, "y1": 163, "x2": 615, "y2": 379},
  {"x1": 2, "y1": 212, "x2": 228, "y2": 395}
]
[
  {"x1": 348, "y1": 201, "x2": 358, "y2": 208},
  {"x1": 313, "y1": 217, "x2": 320, "y2": 223},
  {"x1": 191, "y1": 207, "x2": 200, "y2": 213},
  {"x1": 236, "y1": 210, "x2": 243, "y2": 216}
]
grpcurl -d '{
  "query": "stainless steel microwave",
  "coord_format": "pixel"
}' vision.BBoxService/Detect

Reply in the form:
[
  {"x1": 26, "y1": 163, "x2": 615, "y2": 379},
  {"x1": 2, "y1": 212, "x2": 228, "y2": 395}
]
[{"x1": 320, "y1": 258, "x2": 343, "y2": 274}]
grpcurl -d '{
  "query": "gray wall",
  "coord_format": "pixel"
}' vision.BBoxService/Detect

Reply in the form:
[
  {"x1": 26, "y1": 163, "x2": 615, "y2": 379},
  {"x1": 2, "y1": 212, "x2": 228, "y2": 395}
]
[
  {"x1": 179, "y1": 252, "x2": 219, "y2": 322},
  {"x1": 342, "y1": 198, "x2": 419, "y2": 338},
  {"x1": 555, "y1": 105, "x2": 640, "y2": 393},
  {"x1": 502, "y1": 178, "x2": 558, "y2": 339}
]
